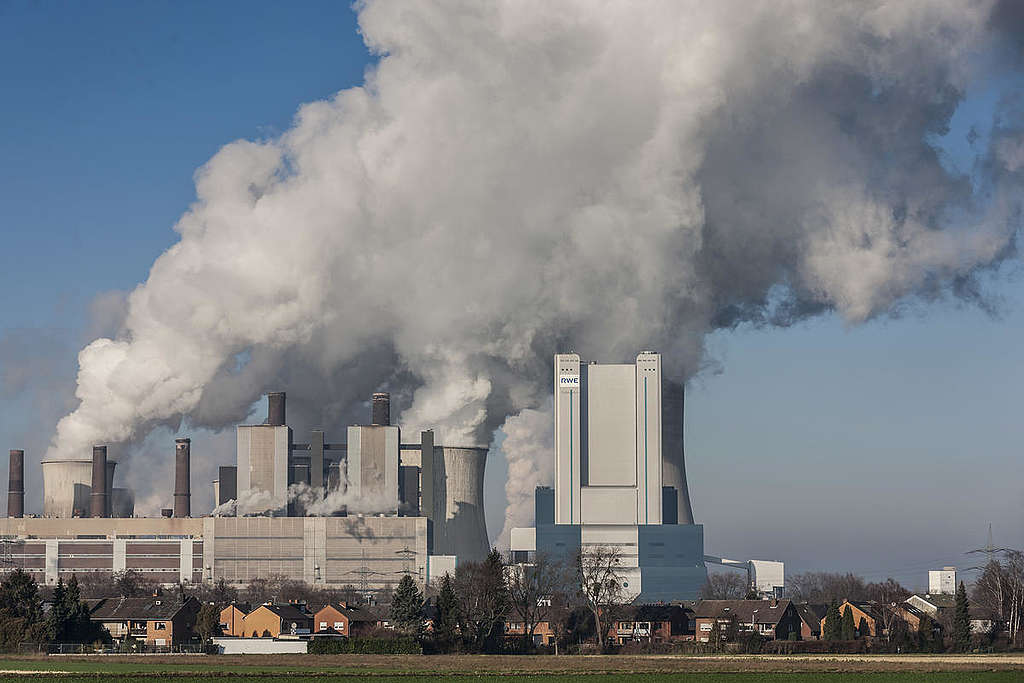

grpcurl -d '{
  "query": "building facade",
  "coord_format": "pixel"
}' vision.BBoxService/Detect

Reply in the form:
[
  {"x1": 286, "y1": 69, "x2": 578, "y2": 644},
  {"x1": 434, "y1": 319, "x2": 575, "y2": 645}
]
[{"x1": 511, "y1": 353, "x2": 706, "y2": 602}]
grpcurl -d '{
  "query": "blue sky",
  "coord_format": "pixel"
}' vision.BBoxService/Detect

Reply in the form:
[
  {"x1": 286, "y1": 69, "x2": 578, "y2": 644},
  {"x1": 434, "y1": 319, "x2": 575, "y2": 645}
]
[{"x1": 1, "y1": 1, "x2": 1022, "y2": 590}]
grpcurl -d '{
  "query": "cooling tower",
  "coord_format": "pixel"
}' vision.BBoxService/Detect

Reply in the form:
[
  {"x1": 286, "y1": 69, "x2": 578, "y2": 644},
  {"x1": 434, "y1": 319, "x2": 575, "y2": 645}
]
[
  {"x1": 42, "y1": 458, "x2": 116, "y2": 518},
  {"x1": 662, "y1": 380, "x2": 695, "y2": 524},
  {"x1": 423, "y1": 443, "x2": 489, "y2": 562},
  {"x1": 8, "y1": 449, "x2": 24, "y2": 518}
]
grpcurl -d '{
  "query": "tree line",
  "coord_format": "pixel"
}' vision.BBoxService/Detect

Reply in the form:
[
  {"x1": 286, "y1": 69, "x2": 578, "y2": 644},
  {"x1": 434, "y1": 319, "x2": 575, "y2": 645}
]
[{"x1": 0, "y1": 569, "x2": 107, "y2": 651}]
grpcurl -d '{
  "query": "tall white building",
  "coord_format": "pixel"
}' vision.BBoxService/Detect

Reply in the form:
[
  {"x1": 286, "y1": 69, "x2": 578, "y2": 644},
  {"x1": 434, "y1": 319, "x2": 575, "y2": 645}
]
[
  {"x1": 929, "y1": 567, "x2": 957, "y2": 595},
  {"x1": 511, "y1": 352, "x2": 706, "y2": 602}
]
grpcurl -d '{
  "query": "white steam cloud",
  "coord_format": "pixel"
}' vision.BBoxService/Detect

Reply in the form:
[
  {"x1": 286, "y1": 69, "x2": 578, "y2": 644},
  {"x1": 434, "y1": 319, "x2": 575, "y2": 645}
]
[{"x1": 48, "y1": 1, "x2": 1023, "y2": 545}]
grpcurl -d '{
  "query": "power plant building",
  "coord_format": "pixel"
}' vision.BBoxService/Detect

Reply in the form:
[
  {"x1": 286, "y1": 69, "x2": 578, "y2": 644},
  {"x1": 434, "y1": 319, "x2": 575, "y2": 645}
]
[
  {"x1": 511, "y1": 352, "x2": 707, "y2": 602},
  {"x1": 4, "y1": 390, "x2": 490, "y2": 593}
]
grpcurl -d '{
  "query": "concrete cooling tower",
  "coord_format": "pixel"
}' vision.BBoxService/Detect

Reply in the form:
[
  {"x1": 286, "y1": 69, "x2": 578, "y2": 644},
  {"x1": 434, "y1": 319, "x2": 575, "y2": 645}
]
[
  {"x1": 421, "y1": 437, "x2": 490, "y2": 563},
  {"x1": 662, "y1": 380, "x2": 695, "y2": 525},
  {"x1": 42, "y1": 457, "x2": 116, "y2": 518}
]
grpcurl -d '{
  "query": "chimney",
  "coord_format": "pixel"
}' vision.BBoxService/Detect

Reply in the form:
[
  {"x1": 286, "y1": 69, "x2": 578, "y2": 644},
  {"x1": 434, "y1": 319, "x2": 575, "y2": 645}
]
[
  {"x1": 218, "y1": 465, "x2": 237, "y2": 506},
  {"x1": 371, "y1": 392, "x2": 390, "y2": 426},
  {"x1": 267, "y1": 392, "x2": 286, "y2": 426},
  {"x1": 90, "y1": 445, "x2": 108, "y2": 518},
  {"x1": 8, "y1": 449, "x2": 24, "y2": 518},
  {"x1": 174, "y1": 438, "x2": 191, "y2": 517}
]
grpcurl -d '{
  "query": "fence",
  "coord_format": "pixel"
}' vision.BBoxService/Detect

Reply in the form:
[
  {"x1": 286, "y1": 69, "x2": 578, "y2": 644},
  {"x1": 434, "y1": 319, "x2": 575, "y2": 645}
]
[{"x1": 16, "y1": 642, "x2": 207, "y2": 655}]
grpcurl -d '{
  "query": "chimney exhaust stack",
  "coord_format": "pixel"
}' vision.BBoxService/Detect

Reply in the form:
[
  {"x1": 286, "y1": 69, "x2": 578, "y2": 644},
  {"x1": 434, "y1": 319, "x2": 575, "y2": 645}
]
[
  {"x1": 174, "y1": 438, "x2": 191, "y2": 517},
  {"x1": 371, "y1": 392, "x2": 390, "y2": 426},
  {"x1": 267, "y1": 392, "x2": 286, "y2": 426},
  {"x1": 90, "y1": 445, "x2": 108, "y2": 518},
  {"x1": 8, "y1": 449, "x2": 24, "y2": 518}
]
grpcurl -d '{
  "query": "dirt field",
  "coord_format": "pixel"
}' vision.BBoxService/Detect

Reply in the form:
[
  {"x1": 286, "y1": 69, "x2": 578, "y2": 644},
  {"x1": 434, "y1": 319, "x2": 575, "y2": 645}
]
[{"x1": 3, "y1": 652, "x2": 1024, "y2": 677}]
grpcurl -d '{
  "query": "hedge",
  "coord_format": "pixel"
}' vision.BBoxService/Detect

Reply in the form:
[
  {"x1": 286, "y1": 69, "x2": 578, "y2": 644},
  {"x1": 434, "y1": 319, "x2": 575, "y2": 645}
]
[{"x1": 308, "y1": 636, "x2": 421, "y2": 654}]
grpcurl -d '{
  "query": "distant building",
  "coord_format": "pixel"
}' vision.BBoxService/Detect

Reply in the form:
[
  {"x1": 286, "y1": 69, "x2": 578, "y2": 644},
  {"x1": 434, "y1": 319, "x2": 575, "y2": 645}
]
[
  {"x1": 694, "y1": 599, "x2": 800, "y2": 642},
  {"x1": 218, "y1": 603, "x2": 251, "y2": 637},
  {"x1": 794, "y1": 603, "x2": 827, "y2": 640},
  {"x1": 928, "y1": 567, "x2": 957, "y2": 595},
  {"x1": 313, "y1": 603, "x2": 385, "y2": 636},
  {"x1": 607, "y1": 604, "x2": 695, "y2": 644},
  {"x1": 905, "y1": 592, "x2": 956, "y2": 619},
  {"x1": 510, "y1": 353, "x2": 706, "y2": 602},
  {"x1": 88, "y1": 595, "x2": 200, "y2": 646},
  {"x1": 241, "y1": 604, "x2": 312, "y2": 638}
]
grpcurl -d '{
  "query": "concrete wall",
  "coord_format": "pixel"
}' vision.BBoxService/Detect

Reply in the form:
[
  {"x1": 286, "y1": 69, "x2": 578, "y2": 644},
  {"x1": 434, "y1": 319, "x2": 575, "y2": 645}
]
[{"x1": 213, "y1": 637, "x2": 307, "y2": 654}]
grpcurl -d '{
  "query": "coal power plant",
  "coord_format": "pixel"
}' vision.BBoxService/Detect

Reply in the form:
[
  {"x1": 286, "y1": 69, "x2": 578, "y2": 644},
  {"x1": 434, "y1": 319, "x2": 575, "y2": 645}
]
[{"x1": 1, "y1": 391, "x2": 489, "y2": 592}]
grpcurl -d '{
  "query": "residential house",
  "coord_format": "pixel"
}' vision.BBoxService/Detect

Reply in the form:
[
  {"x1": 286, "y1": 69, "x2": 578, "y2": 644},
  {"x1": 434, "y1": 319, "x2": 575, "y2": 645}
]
[
  {"x1": 241, "y1": 603, "x2": 313, "y2": 638},
  {"x1": 969, "y1": 607, "x2": 1001, "y2": 635},
  {"x1": 794, "y1": 603, "x2": 827, "y2": 640},
  {"x1": 905, "y1": 593, "x2": 956, "y2": 619},
  {"x1": 505, "y1": 618, "x2": 558, "y2": 646},
  {"x1": 826, "y1": 601, "x2": 882, "y2": 637},
  {"x1": 89, "y1": 595, "x2": 200, "y2": 646},
  {"x1": 313, "y1": 603, "x2": 387, "y2": 636},
  {"x1": 218, "y1": 603, "x2": 251, "y2": 637},
  {"x1": 608, "y1": 604, "x2": 694, "y2": 644},
  {"x1": 694, "y1": 600, "x2": 800, "y2": 642}
]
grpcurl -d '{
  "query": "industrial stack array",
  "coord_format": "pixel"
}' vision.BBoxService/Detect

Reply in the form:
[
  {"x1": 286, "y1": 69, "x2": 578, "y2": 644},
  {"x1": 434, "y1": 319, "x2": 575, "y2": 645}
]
[{"x1": 3, "y1": 389, "x2": 489, "y2": 592}]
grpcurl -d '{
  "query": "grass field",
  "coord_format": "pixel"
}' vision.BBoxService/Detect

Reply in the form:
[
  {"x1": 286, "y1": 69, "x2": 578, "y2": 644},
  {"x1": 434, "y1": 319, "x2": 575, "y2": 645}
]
[{"x1": 1, "y1": 654, "x2": 1023, "y2": 681}]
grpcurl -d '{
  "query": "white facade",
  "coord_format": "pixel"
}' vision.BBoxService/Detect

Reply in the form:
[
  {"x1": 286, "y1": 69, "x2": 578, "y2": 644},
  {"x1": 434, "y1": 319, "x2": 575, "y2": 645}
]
[
  {"x1": 929, "y1": 567, "x2": 957, "y2": 595},
  {"x1": 513, "y1": 352, "x2": 707, "y2": 603},
  {"x1": 236, "y1": 425, "x2": 290, "y2": 511},
  {"x1": 554, "y1": 352, "x2": 663, "y2": 526},
  {"x1": 347, "y1": 425, "x2": 400, "y2": 513}
]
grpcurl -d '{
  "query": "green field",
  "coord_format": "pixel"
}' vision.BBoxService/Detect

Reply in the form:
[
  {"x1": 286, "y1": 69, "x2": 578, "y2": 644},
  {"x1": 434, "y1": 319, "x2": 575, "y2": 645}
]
[{"x1": 2, "y1": 655, "x2": 1023, "y2": 682}]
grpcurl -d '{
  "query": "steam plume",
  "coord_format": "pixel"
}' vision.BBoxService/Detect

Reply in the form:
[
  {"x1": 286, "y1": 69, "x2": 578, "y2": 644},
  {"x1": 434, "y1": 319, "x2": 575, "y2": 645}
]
[{"x1": 48, "y1": 1, "x2": 1023, "y2": 543}]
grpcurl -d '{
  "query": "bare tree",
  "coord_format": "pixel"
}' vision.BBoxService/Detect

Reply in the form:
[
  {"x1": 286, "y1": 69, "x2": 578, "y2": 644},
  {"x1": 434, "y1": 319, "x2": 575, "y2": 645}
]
[
  {"x1": 576, "y1": 544, "x2": 628, "y2": 651},
  {"x1": 506, "y1": 552, "x2": 574, "y2": 651},
  {"x1": 454, "y1": 548, "x2": 511, "y2": 652},
  {"x1": 700, "y1": 571, "x2": 749, "y2": 599},
  {"x1": 974, "y1": 550, "x2": 1024, "y2": 644}
]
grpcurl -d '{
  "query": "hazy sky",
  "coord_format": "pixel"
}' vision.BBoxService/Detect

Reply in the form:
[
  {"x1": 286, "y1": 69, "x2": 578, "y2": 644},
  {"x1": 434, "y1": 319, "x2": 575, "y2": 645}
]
[{"x1": 1, "y1": 1, "x2": 1022, "y2": 591}]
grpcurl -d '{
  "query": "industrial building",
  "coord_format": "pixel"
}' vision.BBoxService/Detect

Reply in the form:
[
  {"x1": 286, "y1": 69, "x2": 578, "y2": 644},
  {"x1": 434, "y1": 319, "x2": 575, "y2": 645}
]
[
  {"x1": 2, "y1": 391, "x2": 489, "y2": 593},
  {"x1": 511, "y1": 352, "x2": 709, "y2": 602},
  {"x1": 510, "y1": 352, "x2": 784, "y2": 601}
]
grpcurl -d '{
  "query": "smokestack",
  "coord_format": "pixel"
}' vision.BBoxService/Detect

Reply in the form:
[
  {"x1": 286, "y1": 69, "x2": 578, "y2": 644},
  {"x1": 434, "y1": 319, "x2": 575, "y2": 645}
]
[
  {"x1": 90, "y1": 445, "x2": 108, "y2": 518},
  {"x1": 371, "y1": 392, "x2": 390, "y2": 426},
  {"x1": 174, "y1": 438, "x2": 191, "y2": 517},
  {"x1": 8, "y1": 449, "x2": 24, "y2": 518},
  {"x1": 218, "y1": 465, "x2": 237, "y2": 506},
  {"x1": 267, "y1": 392, "x2": 286, "y2": 426}
]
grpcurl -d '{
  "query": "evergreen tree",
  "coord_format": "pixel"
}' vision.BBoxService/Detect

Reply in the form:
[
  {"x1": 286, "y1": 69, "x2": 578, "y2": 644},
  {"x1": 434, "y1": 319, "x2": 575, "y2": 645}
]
[
  {"x1": 0, "y1": 568, "x2": 44, "y2": 622},
  {"x1": 953, "y1": 581, "x2": 971, "y2": 652},
  {"x1": 433, "y1": 573, "x2": 460, "y2": 652},
  {"x1": 390, "y1": 574, "x2": 424, "y2": 634},
  {"x1": 0, "y1": 568, "x2": 47, "y2": 648},
  {"x1": 841, "y1": 606, "x2": 856, "y2": 640},
  {"x1": 823, "y1": 601, "x2": 842, "y2": 641},
  {"x1": 858, "y1": 616, "x2": 870, "y2": 638},
  {"x1": 50, "y1": 575, "x2": 103, "y2": 643}
]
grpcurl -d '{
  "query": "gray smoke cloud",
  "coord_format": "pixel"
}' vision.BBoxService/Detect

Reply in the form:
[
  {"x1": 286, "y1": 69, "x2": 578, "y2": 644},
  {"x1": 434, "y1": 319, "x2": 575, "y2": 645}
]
[{"x1": 46, "y1": 1, "x2": 1023, "y2": 543}]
